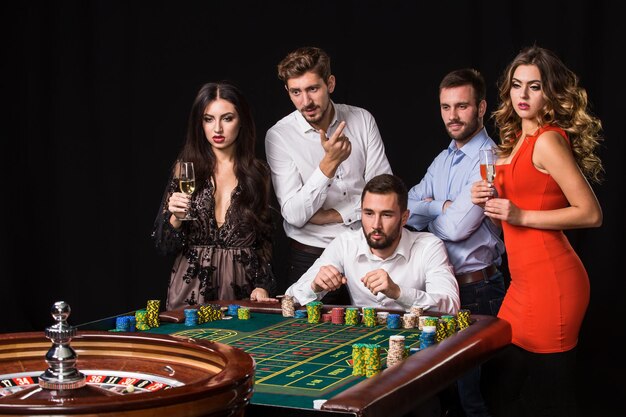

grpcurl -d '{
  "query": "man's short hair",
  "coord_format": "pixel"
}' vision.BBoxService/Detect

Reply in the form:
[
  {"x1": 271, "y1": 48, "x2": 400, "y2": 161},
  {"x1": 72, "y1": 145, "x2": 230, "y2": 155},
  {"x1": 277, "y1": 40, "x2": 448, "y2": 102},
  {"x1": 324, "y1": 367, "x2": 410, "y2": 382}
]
[
  {"x1": 439, "y1": 68, "x2": 486, "y2": 104},
  {"x1": 361, "y1": 174, "x2": 408, "y2": 212},
  {"x1": 277, "y1": 46, "x2": 332, "y2": 84}
]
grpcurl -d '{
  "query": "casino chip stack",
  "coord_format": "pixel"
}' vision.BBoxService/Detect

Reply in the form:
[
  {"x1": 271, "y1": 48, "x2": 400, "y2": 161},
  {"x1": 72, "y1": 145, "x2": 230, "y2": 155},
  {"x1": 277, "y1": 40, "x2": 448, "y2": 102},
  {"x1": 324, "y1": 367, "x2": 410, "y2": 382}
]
[
  {"x1": 352, "y1": 343, "x2": 382, "y2": 378},
  {"x1": 227, "y1": 304, "x2": 240, "y2": 316},
  {"x1": 457, "y1": 309, "x2": 471, "y2": 330},
  {"x1": 364, "y1": 344, "x2": 382, "y2": 377},
  {"x1": 126, "y1": 315, "x2": 136, "y2": 332},
  {"x1": 402, "y1": 313, "x2": 417, "y2": 329},
  {"x1": 146, "y1": 299, "x2": 160, "y2": 328},
  {"x1": 441, "y1": 315, "x2": 457, "y2": 337},
  {"x1": 306, "y1": 301, "x2": 322, "y2": 324},
  {"x1": 419, "y1": 328, "x2": 436, "y2": 349},
  {"x1": 345, "y1": 308, "x2": 359, "y2": 326},
  {"x1": 352, "y1": 343, "x2": 366, "y2": 376},
  {"x1": 237, "y1": 307, "x2": 251, "y2": 320},
  {"x1": 331, "y1": 307, "x2": 345, "y2": 325},
  {"x1": 281, "y1": 295, "x2": 295, "y2": 317},
  {"x1": 386, "y1": 335, "x2": 406, "y2": 368},
  {"x1": 184, "y1": 309, "x2": 198, "y2": 326},
  {"x1": 386, "y1": 313, "x2": 401, "y2": 329},
  {"x1": 197, "y1": 304, "x2": 222, "y2": 324},
  {"x1": 294, "y1": 309, "x2": 307, "y2": 318},
  {"x1": 410, "y1": 305, "x2": 424, "y2": 320},
  {"x1": 423, "y1": 316, "x2": 438, "y2": 328},
  {"x1": 135, "y1": 309, "x2": 150, "y2": 331},
  {"x1": 114, "y1": 316, "x2": 130, "y2": 332},
  {"x1": 435, "y1": 319, "x2": 447, "y2": 342},
  {"x1": 376, "y1": 311, "x2": 389, "y2": 325},
  {"x1": 362, "y1": 307, "x2": 376, "y2": 327}
]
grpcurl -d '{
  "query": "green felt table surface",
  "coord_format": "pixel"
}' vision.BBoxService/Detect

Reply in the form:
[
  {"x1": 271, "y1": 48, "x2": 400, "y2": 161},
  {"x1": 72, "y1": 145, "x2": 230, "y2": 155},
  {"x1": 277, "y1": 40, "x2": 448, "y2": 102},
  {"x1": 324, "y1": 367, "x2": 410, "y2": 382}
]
[
  {"x1": 143, "y1": 311, "x2": 424, "y2": 410},
  {"x1": 77, "y1": 301, "x2": 511, "y2": 417}
]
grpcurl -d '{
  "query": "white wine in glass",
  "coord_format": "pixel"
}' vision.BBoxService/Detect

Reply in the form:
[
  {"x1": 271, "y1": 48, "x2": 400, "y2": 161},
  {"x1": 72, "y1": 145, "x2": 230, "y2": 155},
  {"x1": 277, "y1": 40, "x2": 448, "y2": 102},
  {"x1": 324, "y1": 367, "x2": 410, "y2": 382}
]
[
  {"x1": 479, "y1": 147, "x2": 497, "y2": 184},
  {"x1": 178, "y1": 161, "x2": 197, "y2": 221}
]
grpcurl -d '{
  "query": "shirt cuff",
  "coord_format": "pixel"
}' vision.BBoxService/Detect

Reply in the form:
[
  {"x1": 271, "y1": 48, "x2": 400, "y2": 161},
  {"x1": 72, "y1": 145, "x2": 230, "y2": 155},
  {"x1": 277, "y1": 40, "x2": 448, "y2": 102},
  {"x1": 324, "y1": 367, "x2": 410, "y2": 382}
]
[
  {"x1": 288, "y1": 284, "x2": 324, "y2": 306},
  {"x1": 336, "y1": 204, "x2": 360, "y2": 225},
  {"x1": 395, "y1": 287, "x2": 415, "y2": 310},
  {"x1": 312, "y1": 166, "x2": 335, "y2": 184}
]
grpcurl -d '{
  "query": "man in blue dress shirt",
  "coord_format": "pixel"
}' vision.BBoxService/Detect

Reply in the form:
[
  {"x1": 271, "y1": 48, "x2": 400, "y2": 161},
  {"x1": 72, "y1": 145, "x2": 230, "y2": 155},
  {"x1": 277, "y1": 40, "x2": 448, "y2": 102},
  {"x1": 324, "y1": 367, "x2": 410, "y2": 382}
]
[{"x1": 406, "y1": 69, "x2": 507, "y2": 417}]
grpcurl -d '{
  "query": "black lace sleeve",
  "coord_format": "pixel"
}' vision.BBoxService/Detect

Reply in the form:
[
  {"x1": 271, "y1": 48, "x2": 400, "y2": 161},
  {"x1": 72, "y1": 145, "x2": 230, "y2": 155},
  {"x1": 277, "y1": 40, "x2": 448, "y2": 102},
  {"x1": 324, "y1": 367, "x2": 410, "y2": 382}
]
[
  {"x1": 151, "y1": 176, "x2": 186, "y2": 256},
  {"x1": 253, "y1": 262, "x2": 278, "y2": 297}
]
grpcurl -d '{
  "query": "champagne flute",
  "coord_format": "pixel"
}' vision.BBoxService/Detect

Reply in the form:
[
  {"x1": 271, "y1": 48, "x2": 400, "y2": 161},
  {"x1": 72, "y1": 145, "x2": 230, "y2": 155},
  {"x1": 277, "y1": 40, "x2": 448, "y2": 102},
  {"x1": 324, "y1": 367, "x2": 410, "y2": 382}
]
[
  {"x1": 479, "y1": 147, "x2": 497, "y2": 200},
  {"x1": 479, "y1": 147, "x2": 497, "y2": 184},
  {"x1": 178, "y1": 161, "x2": 197, "y2": 221}
]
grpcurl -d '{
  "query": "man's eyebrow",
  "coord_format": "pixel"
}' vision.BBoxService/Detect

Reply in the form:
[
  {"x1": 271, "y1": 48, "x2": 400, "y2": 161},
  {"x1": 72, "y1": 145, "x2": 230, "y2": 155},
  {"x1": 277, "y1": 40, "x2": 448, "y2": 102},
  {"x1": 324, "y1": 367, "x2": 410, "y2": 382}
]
[{"x1": 361, "y1": 208, "x2": 395, "y2": 214}]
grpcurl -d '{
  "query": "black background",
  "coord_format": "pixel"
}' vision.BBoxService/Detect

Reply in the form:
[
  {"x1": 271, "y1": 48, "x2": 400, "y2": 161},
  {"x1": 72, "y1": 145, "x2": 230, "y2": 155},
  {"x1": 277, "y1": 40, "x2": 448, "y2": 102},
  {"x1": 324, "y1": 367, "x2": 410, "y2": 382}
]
[{"x1": 3, "y1": 1, "x2": 624, "y2": 415}]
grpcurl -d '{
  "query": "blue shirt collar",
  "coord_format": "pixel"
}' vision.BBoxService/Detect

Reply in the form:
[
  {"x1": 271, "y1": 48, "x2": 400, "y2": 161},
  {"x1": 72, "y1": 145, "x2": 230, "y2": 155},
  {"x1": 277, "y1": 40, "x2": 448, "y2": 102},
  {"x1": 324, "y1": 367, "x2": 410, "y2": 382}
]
[{"x1": 446, "y1": 127, "x2": 493, "y2": 158}]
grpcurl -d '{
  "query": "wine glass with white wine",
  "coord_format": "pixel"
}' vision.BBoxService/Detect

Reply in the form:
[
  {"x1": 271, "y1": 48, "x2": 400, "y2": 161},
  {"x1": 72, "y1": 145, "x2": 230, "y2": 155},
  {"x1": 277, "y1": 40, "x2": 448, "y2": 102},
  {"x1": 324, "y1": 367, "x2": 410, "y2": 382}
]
[{"x1": 178, "y1": 161, "x2": 197, "y2": 221}]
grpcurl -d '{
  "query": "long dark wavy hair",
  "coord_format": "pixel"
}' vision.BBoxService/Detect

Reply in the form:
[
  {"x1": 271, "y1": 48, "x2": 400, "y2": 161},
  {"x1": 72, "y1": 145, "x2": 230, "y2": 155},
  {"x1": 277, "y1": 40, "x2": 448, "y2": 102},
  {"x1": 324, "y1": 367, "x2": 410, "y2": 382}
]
[
  {"x1": 176, "y1": 81, "x2": 272, "y2": 264},
  {"x1": 492, "y1": 46, "x2": 604, "y2": 184}
]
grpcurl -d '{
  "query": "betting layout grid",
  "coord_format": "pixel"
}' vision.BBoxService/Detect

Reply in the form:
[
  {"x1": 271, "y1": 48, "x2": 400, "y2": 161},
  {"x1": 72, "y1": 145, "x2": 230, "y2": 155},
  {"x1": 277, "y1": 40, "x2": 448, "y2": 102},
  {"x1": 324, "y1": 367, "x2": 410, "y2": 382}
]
[
  {"x1": 123, "y1": 301, "x2": 470, "y2": 402},
  {"x1": 170, "y1": 313, "x2": 425, "y2": 396}
]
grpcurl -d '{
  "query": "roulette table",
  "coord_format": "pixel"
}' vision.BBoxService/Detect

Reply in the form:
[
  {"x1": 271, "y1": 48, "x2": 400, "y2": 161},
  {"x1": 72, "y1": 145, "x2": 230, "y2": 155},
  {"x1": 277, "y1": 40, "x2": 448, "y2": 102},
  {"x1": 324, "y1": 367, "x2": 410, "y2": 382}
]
[{"x1": 78, "y1": 300, "x2": 511, "y2": 417}]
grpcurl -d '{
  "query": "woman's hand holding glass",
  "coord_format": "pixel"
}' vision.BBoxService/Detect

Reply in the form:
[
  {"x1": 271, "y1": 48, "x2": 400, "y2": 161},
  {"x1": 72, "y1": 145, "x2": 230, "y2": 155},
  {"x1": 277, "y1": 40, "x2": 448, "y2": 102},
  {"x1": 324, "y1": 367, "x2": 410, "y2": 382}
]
[
  {"x1": 168, "y1": 192, "x2": 193, "y2": 221},
  {"x1": 471, "y1": 180, "x2": 495, "y2": 208}
]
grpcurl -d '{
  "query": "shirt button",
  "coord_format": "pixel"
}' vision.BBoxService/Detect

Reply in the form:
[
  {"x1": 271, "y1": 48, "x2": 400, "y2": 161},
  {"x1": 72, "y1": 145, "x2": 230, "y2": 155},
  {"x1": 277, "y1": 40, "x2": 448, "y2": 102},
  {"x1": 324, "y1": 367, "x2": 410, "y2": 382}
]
[
  {"x1": 343, "y1": 192, "x2": 346, "y2": 195},
  {"x1": 348, "y1": 218, "x2": 352, "y2": 222},
  {"x1": 328, "y1": 184, "x2": 331, "y2": 187}
]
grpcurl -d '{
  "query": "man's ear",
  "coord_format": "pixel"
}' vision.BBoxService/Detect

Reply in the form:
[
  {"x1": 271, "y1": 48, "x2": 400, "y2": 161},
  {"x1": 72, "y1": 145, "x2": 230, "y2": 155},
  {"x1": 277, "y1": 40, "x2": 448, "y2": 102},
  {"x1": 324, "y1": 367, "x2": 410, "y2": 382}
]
[
  {"x1": 401, "y1": 209, "x2": 409, "y2": 226},
  {"x1": 478, "y1": 99, "x2": 487, "y2": 118},
  {"x1": 327, "y1": 75, "x2": 336, "y2": 93}
]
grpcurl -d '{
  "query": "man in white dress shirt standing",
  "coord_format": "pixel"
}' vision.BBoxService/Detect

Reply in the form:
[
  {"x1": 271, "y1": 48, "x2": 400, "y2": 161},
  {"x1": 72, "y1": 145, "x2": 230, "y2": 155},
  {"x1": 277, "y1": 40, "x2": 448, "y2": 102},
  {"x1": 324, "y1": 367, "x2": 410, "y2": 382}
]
[
  {"x1": 265, "y1": 46, "x2": 392, "y2": 304},
  {"x1": 286, "y1": 174, "x2": 460, "y2": 314}
]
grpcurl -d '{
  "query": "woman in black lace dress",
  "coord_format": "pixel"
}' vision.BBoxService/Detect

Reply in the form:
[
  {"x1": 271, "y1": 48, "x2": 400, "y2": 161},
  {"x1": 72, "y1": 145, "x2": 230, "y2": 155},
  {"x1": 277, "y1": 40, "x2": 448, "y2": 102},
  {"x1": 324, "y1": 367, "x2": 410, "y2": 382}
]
[{"x1": 152, "y1": 81, "x2": 277, "y2": 310}]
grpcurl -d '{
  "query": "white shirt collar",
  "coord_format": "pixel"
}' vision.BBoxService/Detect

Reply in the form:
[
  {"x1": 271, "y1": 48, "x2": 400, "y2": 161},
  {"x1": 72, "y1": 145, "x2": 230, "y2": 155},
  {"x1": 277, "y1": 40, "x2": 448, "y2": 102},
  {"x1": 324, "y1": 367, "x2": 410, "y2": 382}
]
[
  {"x1": 295, "y1": 101, "x2": 339, "y2": 134},
  {"x1": 355, "y1": 227, "x2": 414, "y2": 262}
]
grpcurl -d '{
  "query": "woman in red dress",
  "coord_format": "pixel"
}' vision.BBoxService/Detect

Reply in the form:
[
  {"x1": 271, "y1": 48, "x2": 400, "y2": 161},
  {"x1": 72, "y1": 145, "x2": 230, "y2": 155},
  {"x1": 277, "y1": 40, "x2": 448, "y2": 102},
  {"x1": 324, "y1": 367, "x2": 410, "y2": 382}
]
[{"x1": 471, "y1": 46, "x2": 603, "y2": 417}]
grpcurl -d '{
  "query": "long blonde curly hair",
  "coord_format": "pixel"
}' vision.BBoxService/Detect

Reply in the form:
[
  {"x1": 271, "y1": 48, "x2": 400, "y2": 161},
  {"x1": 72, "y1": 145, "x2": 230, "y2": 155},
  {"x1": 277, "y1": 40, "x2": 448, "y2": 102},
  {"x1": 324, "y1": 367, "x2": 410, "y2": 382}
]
[{"x1": 492, "y1": 46, "x2": 604, "y2": 184}]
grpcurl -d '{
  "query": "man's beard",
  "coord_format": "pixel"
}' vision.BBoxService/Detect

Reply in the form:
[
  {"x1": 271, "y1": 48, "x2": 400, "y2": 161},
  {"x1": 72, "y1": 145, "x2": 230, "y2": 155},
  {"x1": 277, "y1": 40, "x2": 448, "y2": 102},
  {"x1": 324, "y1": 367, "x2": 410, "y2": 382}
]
[
  {"x1": 446, "y1": 114, "x2": 480, "y2": 142},
  {"x1": 301, "y1": 101, "x2": 328, "y2": 125},
  {"x1": 303, "y1": 111, "x2": 321, "y2": 124},
  {"x1": 365, "y1": 225, "x2": 401, "y2": 250}
]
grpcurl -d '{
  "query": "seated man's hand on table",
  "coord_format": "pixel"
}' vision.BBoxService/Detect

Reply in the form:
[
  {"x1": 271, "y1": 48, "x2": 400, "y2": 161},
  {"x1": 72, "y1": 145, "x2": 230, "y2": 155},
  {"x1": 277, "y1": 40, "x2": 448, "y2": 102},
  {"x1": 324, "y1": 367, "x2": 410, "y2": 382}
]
[
  {"x1": 361, "y1": 269, "x2": 400, "y2": 299},
  {"x1": 312, "y1": 265, "x2": 347, "y2": 292},
  {"x1": 250, "y1": 288, "x2": 278, "y2": 303}
]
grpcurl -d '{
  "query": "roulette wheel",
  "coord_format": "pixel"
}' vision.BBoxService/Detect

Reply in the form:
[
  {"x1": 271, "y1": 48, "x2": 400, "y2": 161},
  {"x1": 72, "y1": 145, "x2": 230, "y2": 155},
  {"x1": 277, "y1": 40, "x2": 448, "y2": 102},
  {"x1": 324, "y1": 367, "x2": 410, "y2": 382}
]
[{"x1": 0, "y1": 301, "x2": 255, "y2": 416}]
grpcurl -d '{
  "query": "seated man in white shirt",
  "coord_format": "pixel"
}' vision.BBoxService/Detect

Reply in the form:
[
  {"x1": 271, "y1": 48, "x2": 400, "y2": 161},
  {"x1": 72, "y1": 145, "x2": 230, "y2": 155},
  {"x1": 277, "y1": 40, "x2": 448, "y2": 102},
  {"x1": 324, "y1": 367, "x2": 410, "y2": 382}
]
[{"x1": 286, "y1": 174, "x2": 460, "y2": 314}]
